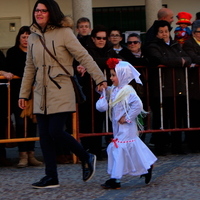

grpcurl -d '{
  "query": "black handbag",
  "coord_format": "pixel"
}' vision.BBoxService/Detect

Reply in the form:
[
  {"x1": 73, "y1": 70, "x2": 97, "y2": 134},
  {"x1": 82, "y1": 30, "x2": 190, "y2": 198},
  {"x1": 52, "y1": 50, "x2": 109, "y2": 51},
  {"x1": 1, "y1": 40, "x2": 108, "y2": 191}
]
[{"x1": 39, "y1": 36, "x2": 86, "y2": 104}]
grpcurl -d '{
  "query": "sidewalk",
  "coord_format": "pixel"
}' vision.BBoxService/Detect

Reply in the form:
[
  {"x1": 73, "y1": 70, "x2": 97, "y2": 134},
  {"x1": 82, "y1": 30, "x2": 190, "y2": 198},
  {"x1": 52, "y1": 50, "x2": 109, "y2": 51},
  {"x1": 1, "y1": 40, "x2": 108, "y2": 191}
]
[{"x1": 1, "y1": 143, "x2": 200, "y2": 200}]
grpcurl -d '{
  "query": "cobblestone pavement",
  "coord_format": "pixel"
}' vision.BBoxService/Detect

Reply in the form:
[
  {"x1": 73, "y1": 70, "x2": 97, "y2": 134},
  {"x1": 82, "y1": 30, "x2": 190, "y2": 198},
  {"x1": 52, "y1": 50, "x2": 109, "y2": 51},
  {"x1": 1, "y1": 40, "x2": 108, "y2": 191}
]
[{"x1": 1, "y1": 143, "x2": 200, "y2": 200}]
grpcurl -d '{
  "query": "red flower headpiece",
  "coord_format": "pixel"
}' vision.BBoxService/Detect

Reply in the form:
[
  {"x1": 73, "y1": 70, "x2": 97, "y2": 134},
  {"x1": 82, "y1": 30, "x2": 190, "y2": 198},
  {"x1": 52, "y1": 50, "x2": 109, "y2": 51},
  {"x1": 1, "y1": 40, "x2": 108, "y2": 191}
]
[{"x1": 106, "y1": 58, "x2": 119, "y2": 69}]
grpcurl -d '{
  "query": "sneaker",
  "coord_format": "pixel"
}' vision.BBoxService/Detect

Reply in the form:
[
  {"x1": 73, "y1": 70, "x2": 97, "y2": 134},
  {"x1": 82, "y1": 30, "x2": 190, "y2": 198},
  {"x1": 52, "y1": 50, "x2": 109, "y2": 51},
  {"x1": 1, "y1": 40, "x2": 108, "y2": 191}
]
[
  {"x1": 82, "y1": 153, "x2": 96, "y2": 182},
  {"x1": 101, "y1": 179, "x2": 121, "y2": 189},
  {"x1": 32, "y1": 176, "x2": 60, "y2": 189}
]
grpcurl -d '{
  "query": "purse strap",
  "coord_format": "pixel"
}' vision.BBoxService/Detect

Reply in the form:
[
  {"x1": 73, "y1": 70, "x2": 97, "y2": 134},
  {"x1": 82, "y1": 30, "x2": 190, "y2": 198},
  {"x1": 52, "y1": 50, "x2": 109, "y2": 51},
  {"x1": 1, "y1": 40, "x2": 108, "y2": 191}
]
[{"x1": 39, "y1": 36, "x2": 71, "y2": 77}]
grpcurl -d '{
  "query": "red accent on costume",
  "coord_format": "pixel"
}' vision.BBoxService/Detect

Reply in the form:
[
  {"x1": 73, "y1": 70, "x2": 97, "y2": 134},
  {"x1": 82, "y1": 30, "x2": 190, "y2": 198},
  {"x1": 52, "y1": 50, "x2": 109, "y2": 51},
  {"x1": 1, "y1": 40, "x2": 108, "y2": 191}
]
[
  {"x1": 112, "y1": 138, "x2": 119, "y2": 148},
  {"x1": 106, "y1": 58, "x2": 119, "y2": 69}
]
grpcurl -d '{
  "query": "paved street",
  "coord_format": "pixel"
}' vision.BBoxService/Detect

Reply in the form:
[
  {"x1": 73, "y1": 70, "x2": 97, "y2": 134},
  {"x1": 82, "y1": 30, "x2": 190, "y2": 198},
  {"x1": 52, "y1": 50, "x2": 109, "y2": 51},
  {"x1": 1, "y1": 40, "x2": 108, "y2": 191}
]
[{"x1": 0, "y1": 142, "x2": 200, "y2": 200}]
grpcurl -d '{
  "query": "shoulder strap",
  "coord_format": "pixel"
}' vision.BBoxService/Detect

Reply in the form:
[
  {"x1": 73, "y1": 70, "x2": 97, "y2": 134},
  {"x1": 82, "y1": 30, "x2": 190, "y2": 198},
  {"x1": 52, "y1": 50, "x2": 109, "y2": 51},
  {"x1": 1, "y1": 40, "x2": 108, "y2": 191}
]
[{"x1": 39, "y1": 36, "x2": 71, "y2": 76}]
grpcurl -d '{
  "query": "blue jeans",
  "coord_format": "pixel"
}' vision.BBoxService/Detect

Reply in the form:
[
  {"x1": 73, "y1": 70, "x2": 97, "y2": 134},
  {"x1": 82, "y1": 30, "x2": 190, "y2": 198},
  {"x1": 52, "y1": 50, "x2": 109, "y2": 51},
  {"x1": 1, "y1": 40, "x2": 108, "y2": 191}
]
[{"x1": 36, "y1": 112, "x2": 88, "y2": 179}]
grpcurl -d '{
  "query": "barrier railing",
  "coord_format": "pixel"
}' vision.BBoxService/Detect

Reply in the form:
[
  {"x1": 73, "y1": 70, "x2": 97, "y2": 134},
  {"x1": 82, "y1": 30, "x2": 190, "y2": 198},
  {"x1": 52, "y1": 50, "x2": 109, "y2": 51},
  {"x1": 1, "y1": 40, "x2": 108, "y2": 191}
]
[
  {"x1": 0, "y1": 76, "x2": 40, "y2": 143},
  {"x1": 1, "y1": 64, "x2": 200, "y2": 163},
  {"x1": 0, "y1": 75, "x2": 79, "y2": 163},
  {"x1": 76, "y1": 64, "x2": 200, "y2": 142}
]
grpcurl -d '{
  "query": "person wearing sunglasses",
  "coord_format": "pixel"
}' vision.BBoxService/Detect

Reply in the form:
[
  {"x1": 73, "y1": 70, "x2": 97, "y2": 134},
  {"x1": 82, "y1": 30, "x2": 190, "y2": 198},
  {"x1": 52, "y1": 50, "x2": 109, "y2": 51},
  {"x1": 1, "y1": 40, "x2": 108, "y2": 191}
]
[
  {"x1": 126, "y1": 33, "x2": 148, "y2": 66},
  {"x1": 127, "y1": 33, "x2": 142, "y2": 57},
  {"x1": 76, "y1": 25, "x2": 119, "y2": 161}
]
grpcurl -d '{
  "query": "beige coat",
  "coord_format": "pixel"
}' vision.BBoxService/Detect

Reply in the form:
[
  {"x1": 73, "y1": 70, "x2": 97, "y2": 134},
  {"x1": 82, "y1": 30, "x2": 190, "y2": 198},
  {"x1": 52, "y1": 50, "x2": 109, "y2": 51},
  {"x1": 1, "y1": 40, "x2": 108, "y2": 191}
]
[{"x1": 19, "y1": 17, "x2": 106, "y2": 114}]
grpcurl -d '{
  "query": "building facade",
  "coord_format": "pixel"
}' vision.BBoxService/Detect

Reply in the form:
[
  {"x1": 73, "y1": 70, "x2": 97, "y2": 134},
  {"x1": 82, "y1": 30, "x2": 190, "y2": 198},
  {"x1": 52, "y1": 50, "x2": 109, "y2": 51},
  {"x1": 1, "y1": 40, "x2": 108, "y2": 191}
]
[{"x1": 0, "y1": 0, "x2": 199, "y2": 51}]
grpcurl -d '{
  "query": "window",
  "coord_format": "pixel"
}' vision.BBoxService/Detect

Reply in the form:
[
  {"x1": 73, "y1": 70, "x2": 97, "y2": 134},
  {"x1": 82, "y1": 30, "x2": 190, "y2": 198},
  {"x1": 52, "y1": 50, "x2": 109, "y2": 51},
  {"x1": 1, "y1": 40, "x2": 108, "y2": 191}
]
[{"x1": 93, "y1": 6, "x2": 146, "y2": 33}]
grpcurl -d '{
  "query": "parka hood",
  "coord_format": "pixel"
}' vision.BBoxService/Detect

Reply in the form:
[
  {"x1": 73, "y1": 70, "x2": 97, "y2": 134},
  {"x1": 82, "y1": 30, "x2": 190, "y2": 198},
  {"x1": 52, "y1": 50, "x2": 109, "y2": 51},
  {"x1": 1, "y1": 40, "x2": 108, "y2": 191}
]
[{"x1": 60, "y1": 16, "x2": 74, "y2": 28}]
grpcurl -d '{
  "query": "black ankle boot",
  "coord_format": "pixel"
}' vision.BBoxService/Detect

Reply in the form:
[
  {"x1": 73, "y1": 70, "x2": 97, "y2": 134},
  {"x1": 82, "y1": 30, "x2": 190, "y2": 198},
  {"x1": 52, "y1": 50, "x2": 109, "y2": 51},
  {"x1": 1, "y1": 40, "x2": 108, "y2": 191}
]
[
  {"x1": 140, "y1": 165, "x2": 153, "y2": 184},
  {"x1": 101, "y1": 179, "x2": 121, "y2": 189}
]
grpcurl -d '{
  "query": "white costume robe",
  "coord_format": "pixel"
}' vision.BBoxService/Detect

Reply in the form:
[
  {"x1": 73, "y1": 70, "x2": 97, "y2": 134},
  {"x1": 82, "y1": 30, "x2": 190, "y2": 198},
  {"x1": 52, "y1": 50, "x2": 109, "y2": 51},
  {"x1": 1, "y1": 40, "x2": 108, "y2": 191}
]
[{"x1": 105, "y1": 85, "x2": 157, "y2": 179}]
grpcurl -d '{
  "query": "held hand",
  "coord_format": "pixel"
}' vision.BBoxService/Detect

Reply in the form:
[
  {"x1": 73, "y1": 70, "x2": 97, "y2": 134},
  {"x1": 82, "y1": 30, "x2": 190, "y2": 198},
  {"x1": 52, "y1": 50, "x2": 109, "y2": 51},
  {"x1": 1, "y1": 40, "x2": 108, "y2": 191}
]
[
  {"x1": 97, "y1": 81, "x2": 107, "y2": 92},
  {"x1": 118, "y1": 116, "x2": 126, "y2": 124},
  {"x1": 18, "y1": 99, "x2": 27, "y2": 109},
  {"x1": 77, "y1": 65, "x2": 86, "y2": 77}
]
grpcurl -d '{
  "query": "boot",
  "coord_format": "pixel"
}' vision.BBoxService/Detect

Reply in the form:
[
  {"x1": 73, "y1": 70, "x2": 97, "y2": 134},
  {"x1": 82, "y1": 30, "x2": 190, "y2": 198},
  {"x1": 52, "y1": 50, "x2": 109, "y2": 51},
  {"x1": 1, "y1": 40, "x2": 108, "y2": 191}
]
[
  {"x1": 17, "y1": 152, "x2": 28, "y2": 168},
  {"x1": 28, "y1": 151, "x2": 43, "y2": 166}
]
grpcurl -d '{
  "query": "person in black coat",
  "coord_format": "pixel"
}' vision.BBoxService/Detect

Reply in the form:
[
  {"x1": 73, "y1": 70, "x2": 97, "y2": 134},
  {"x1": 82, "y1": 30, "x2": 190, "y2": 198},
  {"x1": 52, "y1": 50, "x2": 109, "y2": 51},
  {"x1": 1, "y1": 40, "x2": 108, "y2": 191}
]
[
  {"x1": 182, "y1": 20, "x2": 200, "y2": 152},
  {"x1": 76, "y1": 25, "x2": 119, "y2": 160},
  {"x1": 145, "y1": 20, "x2": 191, "y2": 155},
  {"x1": 5, "y1": 26, "x2": 42, "y2": 167},
  {"x1": 145, "y1": 8, "x2": 174, "y2": 45}
]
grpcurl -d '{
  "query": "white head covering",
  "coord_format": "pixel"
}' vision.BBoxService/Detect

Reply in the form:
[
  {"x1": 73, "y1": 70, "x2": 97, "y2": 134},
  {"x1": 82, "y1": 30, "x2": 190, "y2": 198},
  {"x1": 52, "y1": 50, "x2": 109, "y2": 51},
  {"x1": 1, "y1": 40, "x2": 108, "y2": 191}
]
[{"x1": 115, "y1": 61, "x2": 142, "y2": 87}]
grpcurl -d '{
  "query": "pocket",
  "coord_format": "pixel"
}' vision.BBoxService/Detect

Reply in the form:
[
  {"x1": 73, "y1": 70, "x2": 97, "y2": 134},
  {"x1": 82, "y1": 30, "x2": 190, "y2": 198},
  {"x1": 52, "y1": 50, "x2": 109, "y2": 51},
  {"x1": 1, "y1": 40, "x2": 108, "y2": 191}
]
[{"x1": 49, "y1": 65, "x2": 69, "y2": 78}]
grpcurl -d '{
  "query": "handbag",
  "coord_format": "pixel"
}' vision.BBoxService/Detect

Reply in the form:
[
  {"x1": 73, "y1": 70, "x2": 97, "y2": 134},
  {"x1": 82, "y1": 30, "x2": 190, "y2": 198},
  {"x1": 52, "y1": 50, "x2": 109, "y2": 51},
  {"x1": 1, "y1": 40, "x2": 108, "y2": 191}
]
[{"x1": 39, "y1": 36, "x2": 86, "y2": 104}]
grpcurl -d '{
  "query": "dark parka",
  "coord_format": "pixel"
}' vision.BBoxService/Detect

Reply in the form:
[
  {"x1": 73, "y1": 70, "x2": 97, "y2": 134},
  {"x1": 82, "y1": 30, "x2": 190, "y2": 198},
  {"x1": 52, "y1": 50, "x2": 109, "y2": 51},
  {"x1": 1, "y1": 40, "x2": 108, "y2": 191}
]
[
  {"x1": 146, "y1": 37, "x2": 191, "y2": 97},
  {"x1": 19, "y1": 17, "x2": 106, "y2": 114}
]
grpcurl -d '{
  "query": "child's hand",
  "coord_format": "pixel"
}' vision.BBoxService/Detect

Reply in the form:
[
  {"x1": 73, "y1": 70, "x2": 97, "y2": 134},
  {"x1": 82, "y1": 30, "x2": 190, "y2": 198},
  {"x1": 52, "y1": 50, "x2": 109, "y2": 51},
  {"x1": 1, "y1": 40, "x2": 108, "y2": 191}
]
[{"x1": 118, "y1": 116, "x2": 126, "y2": 124}]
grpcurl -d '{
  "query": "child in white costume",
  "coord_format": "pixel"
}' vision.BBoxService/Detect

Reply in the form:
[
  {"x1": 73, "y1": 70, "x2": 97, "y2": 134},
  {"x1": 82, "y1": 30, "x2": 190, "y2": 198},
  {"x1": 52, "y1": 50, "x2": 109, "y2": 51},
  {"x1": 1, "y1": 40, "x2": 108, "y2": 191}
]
[{"x1": 96, "y1": 58, "x2": 157, "y2": 189}]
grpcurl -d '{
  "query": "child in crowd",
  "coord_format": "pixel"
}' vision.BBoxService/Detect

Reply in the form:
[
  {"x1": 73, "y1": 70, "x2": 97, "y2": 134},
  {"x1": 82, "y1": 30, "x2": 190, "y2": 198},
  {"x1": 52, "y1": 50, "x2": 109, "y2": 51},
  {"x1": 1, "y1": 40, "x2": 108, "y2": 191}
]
[
  {"x1": 174, "y1": 11, "x2": 192, "y2": 45},
  {"x1": 96, "y1": 58, "x2": 157, "y2": 189}
]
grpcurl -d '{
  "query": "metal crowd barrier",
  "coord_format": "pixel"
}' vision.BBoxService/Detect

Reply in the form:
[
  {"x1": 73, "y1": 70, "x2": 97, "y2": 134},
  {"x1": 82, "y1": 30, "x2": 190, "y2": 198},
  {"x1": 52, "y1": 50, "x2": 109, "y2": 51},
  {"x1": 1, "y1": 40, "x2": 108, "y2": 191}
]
[
  {"x1": 0, "y1": 76, "x2": 39, "y2": 144},
  {"x1": 1, "y1": 65, "x2": 200, "y2": 163},
  {"x1": 0, "y1": 76, "x2": 79, "y2": 163},
  {"x1": 75, "y1": 64, "x2": 200, "y2": 142}
]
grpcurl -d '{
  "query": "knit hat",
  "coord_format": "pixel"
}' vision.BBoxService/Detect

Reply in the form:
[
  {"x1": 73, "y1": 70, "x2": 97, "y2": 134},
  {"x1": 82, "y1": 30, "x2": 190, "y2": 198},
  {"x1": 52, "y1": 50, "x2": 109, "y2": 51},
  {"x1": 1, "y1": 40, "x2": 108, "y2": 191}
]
[{"x1": 176, "y1": 12, "x2": 192, "y2": 25}]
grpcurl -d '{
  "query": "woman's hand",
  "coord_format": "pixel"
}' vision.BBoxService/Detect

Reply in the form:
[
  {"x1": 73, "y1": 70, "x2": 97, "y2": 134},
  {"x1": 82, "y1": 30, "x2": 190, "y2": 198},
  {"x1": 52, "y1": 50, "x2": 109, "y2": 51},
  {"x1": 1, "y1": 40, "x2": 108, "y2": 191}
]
[
  {"x1": 97, "y1": 81, "x2": 107, "y2": 92},
  {"x1": 77, "y1": 65, "x2": 86, "y2": 77},
  {"x1": 18, "y1": 99, "x2": 27, "y2": 109}
]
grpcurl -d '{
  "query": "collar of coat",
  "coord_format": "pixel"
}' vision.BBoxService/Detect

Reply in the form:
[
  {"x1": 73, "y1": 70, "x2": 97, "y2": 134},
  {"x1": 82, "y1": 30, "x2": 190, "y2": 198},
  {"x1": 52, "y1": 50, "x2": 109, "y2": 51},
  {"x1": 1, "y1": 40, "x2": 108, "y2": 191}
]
[
  {"x1": 30, "y1": 16, "x2": 74, "y2": 35},
  {"x1": 151, "y1": 37, "x2": 179, "y2": 47}
]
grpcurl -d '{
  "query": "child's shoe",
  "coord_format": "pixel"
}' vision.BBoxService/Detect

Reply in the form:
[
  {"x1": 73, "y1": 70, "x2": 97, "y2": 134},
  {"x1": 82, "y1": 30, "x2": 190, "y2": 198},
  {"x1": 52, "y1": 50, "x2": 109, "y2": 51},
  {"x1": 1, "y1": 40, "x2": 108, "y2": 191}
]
[
  {"x1": 140, "y1": 165, "x2": 153, "y2": 184},
  {"x1": 101, "y1": 179, "x2": 121, "y2": 189}
]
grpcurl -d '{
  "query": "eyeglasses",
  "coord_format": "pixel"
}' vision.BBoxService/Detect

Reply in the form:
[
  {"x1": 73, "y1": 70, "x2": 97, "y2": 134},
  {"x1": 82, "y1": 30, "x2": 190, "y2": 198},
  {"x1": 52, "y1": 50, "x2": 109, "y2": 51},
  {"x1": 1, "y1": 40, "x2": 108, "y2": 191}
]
[
  {"x1": 195, "y1": 31, "x2": 200, "y2": 33},
  {"x1": 35, "y1": 9, "x2": 48, "y2": 14},
  {"x1": 95, "y1": 37, "x2": 107, "y2": 40},
  {"x1": 127, "y1": 41, "x2": 140, "y2": 45},
  {"x1": 110, "y1": 34, "x2": 121, "y2": 38}
]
